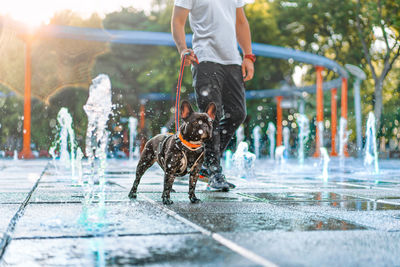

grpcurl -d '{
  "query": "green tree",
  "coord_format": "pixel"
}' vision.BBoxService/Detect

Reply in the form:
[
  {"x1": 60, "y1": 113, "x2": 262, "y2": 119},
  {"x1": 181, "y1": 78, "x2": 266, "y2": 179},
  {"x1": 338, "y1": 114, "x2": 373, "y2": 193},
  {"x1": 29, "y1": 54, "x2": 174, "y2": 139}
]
[{"x1": 355, "y1": 0, "x2": 400, "y2": 129}]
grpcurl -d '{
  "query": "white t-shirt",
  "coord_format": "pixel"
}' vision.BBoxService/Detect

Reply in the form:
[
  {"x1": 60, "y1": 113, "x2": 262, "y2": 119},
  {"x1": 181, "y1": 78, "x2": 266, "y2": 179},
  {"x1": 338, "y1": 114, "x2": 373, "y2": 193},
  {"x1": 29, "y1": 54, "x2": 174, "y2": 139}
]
[{"x1": 174, "y1": 0, "x2": 245, "y2": 65}]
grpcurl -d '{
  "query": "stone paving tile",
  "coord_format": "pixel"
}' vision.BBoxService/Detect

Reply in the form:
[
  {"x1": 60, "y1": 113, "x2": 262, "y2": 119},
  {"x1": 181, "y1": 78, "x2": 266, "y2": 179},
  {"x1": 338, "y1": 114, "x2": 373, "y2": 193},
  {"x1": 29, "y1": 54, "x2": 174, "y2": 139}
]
[
  {"x1": 290, "y1": 205, "x2": 400, "y2": 231},
  {"x1": 13, "y1": 202, "x2": 196, "y2": 238},
  {"x1": 0, "y1": 192, "x2": 29, "y2": 204},
  {"x1": 168, "y1": 201, "x2": 365, "y2": 232},
  {"x1": 0, "y1": 205, "x2": 19, "y2": 233},
  {"x1": 222, "y1": 230, "x2": 400, "y2": 267},
  {"x1": 4, "y1": 234, "x2": 255, "y2": 267}
]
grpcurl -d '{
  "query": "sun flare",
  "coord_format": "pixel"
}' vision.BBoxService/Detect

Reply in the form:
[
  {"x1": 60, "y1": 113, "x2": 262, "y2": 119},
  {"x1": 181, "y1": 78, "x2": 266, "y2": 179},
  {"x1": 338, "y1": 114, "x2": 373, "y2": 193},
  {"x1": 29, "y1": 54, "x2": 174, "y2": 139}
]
[{"x1": 1, "y1": 0, "x2": 153, "y2": 28}]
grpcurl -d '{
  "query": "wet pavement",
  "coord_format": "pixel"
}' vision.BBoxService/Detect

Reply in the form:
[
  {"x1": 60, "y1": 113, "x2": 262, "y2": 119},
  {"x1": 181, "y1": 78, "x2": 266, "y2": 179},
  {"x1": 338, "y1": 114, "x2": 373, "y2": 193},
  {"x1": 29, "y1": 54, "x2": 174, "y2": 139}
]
[{"x1": 1, "y1": 158, "x2": 400, "y2": 266}]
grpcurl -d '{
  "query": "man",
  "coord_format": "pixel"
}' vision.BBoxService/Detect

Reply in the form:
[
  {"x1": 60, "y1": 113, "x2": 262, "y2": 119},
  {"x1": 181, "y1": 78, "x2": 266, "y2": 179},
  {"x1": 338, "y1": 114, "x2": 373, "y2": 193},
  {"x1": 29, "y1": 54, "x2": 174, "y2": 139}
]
[{"x1": 172, "y1": 0, "x2": 255, "y2": 191}]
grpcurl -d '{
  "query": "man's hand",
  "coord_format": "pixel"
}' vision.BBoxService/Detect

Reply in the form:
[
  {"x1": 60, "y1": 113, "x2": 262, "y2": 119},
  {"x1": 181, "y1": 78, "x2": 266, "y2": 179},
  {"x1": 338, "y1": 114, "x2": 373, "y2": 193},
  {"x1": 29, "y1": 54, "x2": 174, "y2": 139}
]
[
  {"x1": 242, "y1": 58, "x2": 254, "y2": 82},
  {"x1": 180, "y1": 48, "x2": 197, "y2": 66}
]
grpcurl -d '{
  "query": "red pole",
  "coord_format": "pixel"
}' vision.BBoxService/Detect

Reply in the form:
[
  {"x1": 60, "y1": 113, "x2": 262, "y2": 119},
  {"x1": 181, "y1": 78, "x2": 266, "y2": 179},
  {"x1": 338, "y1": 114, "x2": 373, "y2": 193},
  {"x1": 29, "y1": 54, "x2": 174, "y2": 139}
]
[
  {"x1": 314, "y1": 66, "x2": 324, "y2": 157},
  {"x1": 20, "y1": 37, "x2": 34, "y2": 159},
  {"x1": 276, "y1": 96, "x2": 283, "y2": 146},
  {"x1": 341, "y1": 77, "x2": 349, "y2": 157},
  {"x1": 330, "y1": 88, "x2": 338, "y2": 156}
]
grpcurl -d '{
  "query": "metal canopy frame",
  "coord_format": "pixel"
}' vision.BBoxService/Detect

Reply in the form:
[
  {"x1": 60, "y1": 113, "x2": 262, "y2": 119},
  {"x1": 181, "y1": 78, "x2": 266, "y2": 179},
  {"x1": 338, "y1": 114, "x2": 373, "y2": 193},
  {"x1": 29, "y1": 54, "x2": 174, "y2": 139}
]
[{"x1": 6, "y1": 24, "x2": 349, "y2": 158}]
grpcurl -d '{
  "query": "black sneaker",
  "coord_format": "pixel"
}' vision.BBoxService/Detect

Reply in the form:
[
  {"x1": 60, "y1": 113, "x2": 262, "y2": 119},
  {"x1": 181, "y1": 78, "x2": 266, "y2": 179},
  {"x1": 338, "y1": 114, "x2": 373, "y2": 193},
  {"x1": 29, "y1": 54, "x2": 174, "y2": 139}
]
[
  {"x1": 199, "y1": 167, "x2": 236, "y2": 189},
  {"x1": 208, "y1": 172, "x2": 230, "y2": 192}
]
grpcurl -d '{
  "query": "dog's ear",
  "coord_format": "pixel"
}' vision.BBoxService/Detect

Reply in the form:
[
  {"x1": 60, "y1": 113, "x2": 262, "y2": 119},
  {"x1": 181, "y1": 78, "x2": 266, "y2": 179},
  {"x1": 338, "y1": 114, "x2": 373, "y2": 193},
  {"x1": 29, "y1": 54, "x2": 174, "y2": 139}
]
[
  {"x1": 205, "y1": 102, "x2": 216, "y2": 121},
  {"x1": 180, "y1": 100, "x2": 194, "y2": 121}
]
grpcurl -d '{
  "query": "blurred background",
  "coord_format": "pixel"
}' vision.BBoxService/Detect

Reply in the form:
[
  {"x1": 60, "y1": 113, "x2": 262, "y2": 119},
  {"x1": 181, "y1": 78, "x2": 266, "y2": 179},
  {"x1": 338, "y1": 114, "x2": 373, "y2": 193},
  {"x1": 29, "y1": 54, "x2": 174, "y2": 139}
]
[{"x1": 0, "y1": 0, "x2": 399, "y2": 159}]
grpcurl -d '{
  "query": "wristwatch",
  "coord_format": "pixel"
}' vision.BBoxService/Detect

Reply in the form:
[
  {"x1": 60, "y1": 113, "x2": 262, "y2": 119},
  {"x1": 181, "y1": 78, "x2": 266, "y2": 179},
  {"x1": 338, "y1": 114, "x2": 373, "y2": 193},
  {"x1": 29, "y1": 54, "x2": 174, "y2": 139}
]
[{"x1": 244, "y1": 54, "x2": 256, "y2": 63}]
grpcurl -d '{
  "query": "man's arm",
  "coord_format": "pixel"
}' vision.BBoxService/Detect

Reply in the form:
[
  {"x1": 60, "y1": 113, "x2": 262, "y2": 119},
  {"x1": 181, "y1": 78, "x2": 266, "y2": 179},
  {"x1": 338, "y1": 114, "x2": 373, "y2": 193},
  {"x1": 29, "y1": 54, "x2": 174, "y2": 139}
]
[
  {"x1": 236, "y1": 7, "x2": 254, "y2": 81},
  {"x1": 171, "y1": 6, "x2": 196, "y2": 66}
]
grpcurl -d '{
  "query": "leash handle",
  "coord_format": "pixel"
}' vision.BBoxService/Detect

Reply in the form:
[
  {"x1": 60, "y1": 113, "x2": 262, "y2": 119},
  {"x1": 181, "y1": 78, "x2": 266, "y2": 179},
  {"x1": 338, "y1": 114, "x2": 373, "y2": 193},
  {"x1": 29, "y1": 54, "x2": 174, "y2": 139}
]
[{"x1": 175, "y1": 52, "x2": 199, "y2": 132}]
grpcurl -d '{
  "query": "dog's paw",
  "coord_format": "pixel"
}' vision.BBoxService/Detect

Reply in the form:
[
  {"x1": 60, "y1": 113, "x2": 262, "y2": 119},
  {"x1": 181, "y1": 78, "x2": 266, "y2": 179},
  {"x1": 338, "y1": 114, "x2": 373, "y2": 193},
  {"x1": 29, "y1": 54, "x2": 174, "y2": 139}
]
[
  {"x1": 171, "y1": 188, "x2": 176, "y2": 193},
  {"x1": 128, "y1": 191, "x2": 137, "y2": 199},
  {"x1": 190, "y1": 197, "x2": 201, "y2": 204},
  {"x1": 162, "y1": 198, "x2": 174, "y2": 205}
]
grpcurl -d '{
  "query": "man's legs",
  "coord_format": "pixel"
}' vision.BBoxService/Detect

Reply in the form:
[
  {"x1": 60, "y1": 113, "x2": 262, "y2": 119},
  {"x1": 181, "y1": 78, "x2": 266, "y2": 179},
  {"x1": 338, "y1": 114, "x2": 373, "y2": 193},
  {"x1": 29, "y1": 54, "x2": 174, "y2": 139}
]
[
  {"x1": 219, "y1": 65, "x2": 247, "y2": 154},
  {"x1": 192, "y1": 63, "x2": 246, "y2": 191},
  {"x1": 192, "y1": 62, "x2": 225, "y2": 171}
]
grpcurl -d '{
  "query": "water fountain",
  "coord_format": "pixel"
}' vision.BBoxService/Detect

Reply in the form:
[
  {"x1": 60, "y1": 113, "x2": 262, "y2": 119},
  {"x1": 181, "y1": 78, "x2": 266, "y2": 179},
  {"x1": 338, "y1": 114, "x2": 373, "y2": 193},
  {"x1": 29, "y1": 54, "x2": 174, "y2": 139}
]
[
  {"x1": 339, "y1": 117, "x2": 351, "y2": 158},
  {"x1": 75, "y1": 148, "x2": 84, "y2": 185},
  {"x1": 283, "y1": 127, "x2": 290, "y2": 158},
  {"x1": 224, "y1": 149, "x2": 232, "y2": 170},
  {"x1": 58, "y1": 108, "x2": 76, "y2": 176},
  {"x1": 364, "y1": 112, "x2": 379, "y2": 174},
  {"x1": 252, "y1": 125, "x2": 262, "y2": 159},
  {"x1": 297, "y1": 114, "x2": 310, "y2": 165},
  {"x1": 317, "y1": 121, "x2": 324, "y2": 151},
  {"x1": 48, "y1": 107, "x2": 76, "y2": 178},
  {"x1": 128, "y1": 117, "x2": 138, "y2": 161},
  {"x1": 161, "y1": 126, "x2": 168, "y2": 134},
  {"x1": 232, "y1": 142, "x2": 256, "y2": 179},
  {"x1": 266, "y1": 122, "x2": 276, "y2": 160},
  {"x1": 83, "y1": 74, "x2": 113, "y2": 187},
  {"x1": 13, "y1": 150, "x2": 18, "y2": 161},
  {"x1": 320, "y1": 147, "x2": 330, "y2": 182},
  {"x1": 80, "y1": 74, "x2": 113, "y2": 231},
  {"x1": 236, "y1": 125, "x2": 245, "y2": 149},
  {"x1": 275, "y1": 145, "x2": 286, "y2": 164}
]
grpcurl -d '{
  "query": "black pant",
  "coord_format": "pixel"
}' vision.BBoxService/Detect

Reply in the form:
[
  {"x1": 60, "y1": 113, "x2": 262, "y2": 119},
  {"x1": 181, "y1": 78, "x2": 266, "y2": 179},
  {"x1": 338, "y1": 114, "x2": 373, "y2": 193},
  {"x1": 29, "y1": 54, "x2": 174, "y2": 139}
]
[{"x1": 192, "y1": 61, "x2": 247, "y2": 173}]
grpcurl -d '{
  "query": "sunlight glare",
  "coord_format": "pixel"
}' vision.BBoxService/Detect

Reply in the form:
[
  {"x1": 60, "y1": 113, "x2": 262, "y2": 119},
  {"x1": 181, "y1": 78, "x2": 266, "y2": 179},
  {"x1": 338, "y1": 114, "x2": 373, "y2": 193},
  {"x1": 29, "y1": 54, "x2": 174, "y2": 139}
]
[{"x1": 1, "y1": 0, "x2": 153, "y2": 27}]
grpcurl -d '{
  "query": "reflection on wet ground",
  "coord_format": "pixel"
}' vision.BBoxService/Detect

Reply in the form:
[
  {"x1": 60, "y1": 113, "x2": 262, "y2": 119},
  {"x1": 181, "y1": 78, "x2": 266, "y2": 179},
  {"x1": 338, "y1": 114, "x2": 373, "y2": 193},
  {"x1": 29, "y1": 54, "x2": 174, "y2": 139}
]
[
  {"x1": 1, "y1": 159, "x2": 400, "y2": 266},
  {"x1": 247, "y1": 192, "x2": 400, "y2": 210}
]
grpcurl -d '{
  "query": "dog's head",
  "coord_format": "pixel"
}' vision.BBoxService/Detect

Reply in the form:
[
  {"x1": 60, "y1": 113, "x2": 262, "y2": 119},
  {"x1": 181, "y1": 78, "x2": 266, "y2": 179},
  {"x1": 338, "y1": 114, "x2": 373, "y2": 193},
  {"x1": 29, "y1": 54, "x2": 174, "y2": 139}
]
[{"x1": 179, "y1": 100, "x2": 216, "y2": 142}]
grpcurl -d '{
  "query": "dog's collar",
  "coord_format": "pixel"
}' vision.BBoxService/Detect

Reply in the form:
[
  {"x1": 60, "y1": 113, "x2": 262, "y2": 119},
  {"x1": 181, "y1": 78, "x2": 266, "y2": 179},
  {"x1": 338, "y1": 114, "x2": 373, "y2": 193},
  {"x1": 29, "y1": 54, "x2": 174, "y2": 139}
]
[{"x1": 178, "y1": 132, "x2": 203, "y2": 150}]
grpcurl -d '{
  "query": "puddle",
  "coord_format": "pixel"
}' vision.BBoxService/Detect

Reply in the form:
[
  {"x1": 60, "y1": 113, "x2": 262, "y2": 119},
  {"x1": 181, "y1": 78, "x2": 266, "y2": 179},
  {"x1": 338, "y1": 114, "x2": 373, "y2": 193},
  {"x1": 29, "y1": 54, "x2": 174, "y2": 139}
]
[
  {"x1": 250, "y1": 192, "x2": 358, "y2": 202},
  {"x1": 180, "y1": 213, "x2": 365, "y2": 232},
  {"x1": 248, "y1": 192, "x2": 400, "y2": 211}
]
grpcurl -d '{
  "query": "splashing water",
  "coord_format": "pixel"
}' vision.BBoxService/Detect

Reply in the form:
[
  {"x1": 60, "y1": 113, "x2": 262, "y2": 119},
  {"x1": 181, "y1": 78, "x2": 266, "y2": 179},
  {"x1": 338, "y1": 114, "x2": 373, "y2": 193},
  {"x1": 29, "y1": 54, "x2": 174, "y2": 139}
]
[
  {"x1": 275, "y1": 145, "x2": 285, "y2": 164},
  {"x1": 224, "y1": 149, "x2": 232, "y2": 170},
  {"x1": 84, "y1": 74, "x2": 112, "y2": 188},
  {"x1": 364, "y1": 112, "x2": 379, "y2": 174},
  {"x1": 317, "y1": 121, "x2": 324, "y2": 150},
  {"x1": 81, "y1": 74, "x2": 112, "y2": 228},
  {"x1": 49, "y1": 107, "x2": 76, "y2": 178},
  {"x1": 128, "y1": 117, "x2": 138, "y2": 161},
  {"x1": 59, "y1": 108, "x2": 76, "y2": 176},
  {"x1": 339, "y1": 117, "x2": 352, "y2": 158},
  {"x1": 161, "y1": 126, "x2": 168, "y2": 134},
  {"x1": 266, "y1": 122, "x2": 276, "y2": 160},
  {"x1": 252, "y1": 125, "x2": 262, "y2": 159},
  {"x1": 320, "y1": 147, "x2": 330, "y2": 182},
  {"x1": 283, "y1": 127, "x2": 290, "y2": 158},
  {"x1": 75, "y1": 147, "x2": 83, "y2": 185},
  {"x1": 236, "y1": 125, "x2": 245, "y2": 149},
  {"x1": 297, "y1": 114, "x2": 309, "y2": 165},
  {"x1": 232, "y1": 142, "x2": 256, "y2": 179}
]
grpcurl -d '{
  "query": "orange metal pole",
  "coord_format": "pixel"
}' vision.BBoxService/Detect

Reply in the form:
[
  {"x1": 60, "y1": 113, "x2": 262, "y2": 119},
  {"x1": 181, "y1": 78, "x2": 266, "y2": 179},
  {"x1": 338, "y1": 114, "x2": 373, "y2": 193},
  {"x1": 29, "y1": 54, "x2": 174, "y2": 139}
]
[
  {"x1": 314, "y1": 66, "x2": 324, "y2": 157},
  {"x1": 330, "y1": 88, "x2": 338, "y2": 156},
  {"x1": 341, "y1": 77, "x2": 349, "y2": 157},
  {"x1": 276, "y1": 96, "x2": 283, "y2": 147},
  {"x1": 139, "y1": 103, "x2": 146, "y2": 153},
  {"x1": 20, "y1": 38, "x2": 34, "y2": 159},
  {"x1": 140, "y1": 103, "x2": 145, "y2": 130}
]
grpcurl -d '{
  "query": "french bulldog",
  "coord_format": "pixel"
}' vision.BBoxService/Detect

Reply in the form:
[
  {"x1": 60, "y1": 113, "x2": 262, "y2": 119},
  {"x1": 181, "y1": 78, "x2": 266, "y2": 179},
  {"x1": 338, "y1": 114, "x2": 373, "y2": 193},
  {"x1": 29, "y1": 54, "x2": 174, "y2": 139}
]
[{"x1": 128, "y1": 100, "x2": 216, "y2": 205}]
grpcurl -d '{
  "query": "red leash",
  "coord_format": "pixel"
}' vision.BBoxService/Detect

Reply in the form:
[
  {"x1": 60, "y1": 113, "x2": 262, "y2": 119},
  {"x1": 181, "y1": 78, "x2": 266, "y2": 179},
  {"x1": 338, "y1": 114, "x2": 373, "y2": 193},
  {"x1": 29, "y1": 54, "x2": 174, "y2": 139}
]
[{"x1": 175, "y1": 52, "x2": 199, "y2": 132}]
